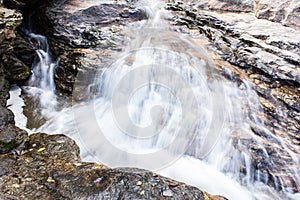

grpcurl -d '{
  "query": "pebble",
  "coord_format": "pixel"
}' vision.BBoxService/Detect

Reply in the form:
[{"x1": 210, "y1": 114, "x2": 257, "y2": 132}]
[
  {"x1": 163, "y1": 189, "x2": 173, "y2": 197},
  {"x1": 47, "y1": 177, "x2": 55, "y2": 183}
]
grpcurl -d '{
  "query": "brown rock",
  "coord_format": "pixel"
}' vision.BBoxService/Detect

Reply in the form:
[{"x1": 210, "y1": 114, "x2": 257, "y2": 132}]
[{"x1": 0, "y1": 132, "x2": 225, "y2": 199}]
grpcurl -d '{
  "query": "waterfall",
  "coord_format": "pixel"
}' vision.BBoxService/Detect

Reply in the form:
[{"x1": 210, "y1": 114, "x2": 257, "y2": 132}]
[
  {"x1": 25, "y1": 32, "x2": 58, "y2": 119},
  {"x1": 28, "y1": 33, "x2": 57, "y2": 92},
  {"x1": 7, "y1": 0, "x2": 300, "y2": 199},
  {"x1": 8, "y1": 31, "x2": 59, "y2": 130}
]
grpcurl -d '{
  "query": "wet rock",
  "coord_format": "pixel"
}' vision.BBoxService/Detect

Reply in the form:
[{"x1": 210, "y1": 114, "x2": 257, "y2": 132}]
[
  {"x1": 167, "y1": 0, "x2": 300, "y2": 193},
  {"x1": 0, "y1": 132, "x2": 224, "y2": 199},
  {"x1": 3, "y1": 0, "x2": 44, "y2": 10},
  {"x1": 29, "y1": 133, "x2": 81, "y2": 162},
  {"x1": 0, "y1": 105, "x2": 14, "y2": 127},
  {"x1": 0, "y1": 6, "x2": 22, "y2": 105},
  {"x1": 0, "y1": 6, "x2": 33, "y2": 86},
  {"x1": 34, "y1": 1, "x2": 147, "y2": 92},
  {"x1": 0, "y1": 105, "x2": 24, "y2": 156},
  {"x1": 0, "y1": 74, "x2": 10, "y2": 107},
  {"x1": 0, "y1": 123, "x2": 28, "y2": 154},
  {"x1": 13, "y1": 32, "x2": 36, "y2": 67},
  {"x1": 1, "y1": 53, "x2": 31, "y2": 83}
]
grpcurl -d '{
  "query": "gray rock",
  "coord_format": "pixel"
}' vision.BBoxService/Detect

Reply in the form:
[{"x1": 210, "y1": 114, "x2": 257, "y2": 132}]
[
  {"x1": 0, "y1": 123, "x2": 28, "y2": 154},
  {"x1": 167, "y1": 1, "x2": 300, "y2": 193},
  {"x1": 194, "y1": 0, "x2": 254, "y2": 13},
  {"x1": 33, "y1": 1, "x2": 147, "y2": 92},
  {"x1": 1, "y1": 53, "x2": 31, "y2": 83},
  {"x1": 0, "y1": 132, "x2": 224, "y2": 199},
  {"x1": 254, "y1": 0, "x2": 300, "y2": 29},
  {"x1": 0, "y1": 105, "x2": 14, "y2": 128}
]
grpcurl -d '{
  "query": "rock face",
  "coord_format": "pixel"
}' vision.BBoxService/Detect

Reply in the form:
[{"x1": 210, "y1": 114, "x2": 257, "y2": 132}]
[
  {"x1": 0, "y1": 132, "x2": 223, "y2": 199},
  {"x1": 167, "y1": 0, "x2": 300, "y2": 193},
  {"x1": 178, "y1": 0, "x2": 300, "y2": 30},
  {"x1": 0, "y1": 6, "x2": 34, "y2": 87},
  {"x1": 0, "y1": 5, "x2": 31, "y2": 155},
  {"x1": 193, "y1": 0, "x2": 255, "y2": 12},
  {"x1": 255, "y1": 0, "x2": 300, "y2": 29},
  {"x1": 32, "y1": 0, "x2": 148, "y2": 92}
]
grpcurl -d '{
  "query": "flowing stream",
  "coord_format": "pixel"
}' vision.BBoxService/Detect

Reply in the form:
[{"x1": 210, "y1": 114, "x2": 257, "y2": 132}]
[{"x1": 7, "y1": 0, "x2": 300, "y2": 199}]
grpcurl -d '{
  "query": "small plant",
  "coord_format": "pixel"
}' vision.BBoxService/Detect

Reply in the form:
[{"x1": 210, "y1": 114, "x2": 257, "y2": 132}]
[
  {"x1": 0, "y1": 11, "x2": 5, "y2": 18},
  {"x1": 6, "y1": 21, "x2": 17, "y2": 28}
]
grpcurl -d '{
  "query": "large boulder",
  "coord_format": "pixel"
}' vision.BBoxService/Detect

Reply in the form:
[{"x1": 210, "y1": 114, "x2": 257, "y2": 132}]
[{"x1": 0, "y1": 132, "x2": 224, "y2": 199}]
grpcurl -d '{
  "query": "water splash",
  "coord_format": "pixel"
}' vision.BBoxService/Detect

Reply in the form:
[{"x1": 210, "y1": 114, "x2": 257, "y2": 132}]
[{"x1": 24, "y1": 33, "x2": 59, "y2": 119}]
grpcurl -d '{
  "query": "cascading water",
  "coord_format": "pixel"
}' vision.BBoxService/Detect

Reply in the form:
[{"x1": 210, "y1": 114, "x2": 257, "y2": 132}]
[
  {"x1": 26, "y1": 33, "x2": 58, "y2": 115},
  {"x1": 7, "y1": 0, "x2": 300, "y2": 199},
  {"x1": 8, "y1": 31, "x2": 59, "y2": 130}
]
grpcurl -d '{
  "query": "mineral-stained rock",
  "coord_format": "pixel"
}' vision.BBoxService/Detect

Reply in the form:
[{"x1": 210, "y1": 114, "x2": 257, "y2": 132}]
[{"x1": 0, "y1": 132, "x2": 224, "y2": 199}]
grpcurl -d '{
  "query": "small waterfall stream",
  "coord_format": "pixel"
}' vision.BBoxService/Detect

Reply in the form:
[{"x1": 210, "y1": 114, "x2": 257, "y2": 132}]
[{"x1": 7, "y1": 0, "x2": 300, "y2": 199}]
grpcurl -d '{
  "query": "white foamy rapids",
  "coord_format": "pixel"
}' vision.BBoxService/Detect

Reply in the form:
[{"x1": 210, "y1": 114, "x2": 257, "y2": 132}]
[
  {"x1": 7, "y1": 85, "x2": 27, "y2": 128},
  {"x1": 158, "y1": 156, "x2": 300, "y2": 200},
  {"x1": 26, "y1": 33, "x2": 58, "y2": 119},
  {"x1": 6, "y1": 1, "x2": 300, "y2": 199}
]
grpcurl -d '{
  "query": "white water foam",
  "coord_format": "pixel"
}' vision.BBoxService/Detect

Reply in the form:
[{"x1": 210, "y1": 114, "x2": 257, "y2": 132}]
[{"x1": 7, "y1": 1, "x2": 300, "y2": 199}]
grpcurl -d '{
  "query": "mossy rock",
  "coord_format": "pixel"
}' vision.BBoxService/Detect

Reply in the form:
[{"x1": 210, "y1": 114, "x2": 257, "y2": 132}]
[
  {"x1": 0, "y1": 11, "x2": 5, "y2": 18},
  {"x1": 1, "y1": 53, "x2": 31, "y2": 83},
  {"x1": 0, "y1": 124, "x2": 29, "y2": 154},
  {"x1": 5, "y1": 21, "x2": 17, "y2": 28}
]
